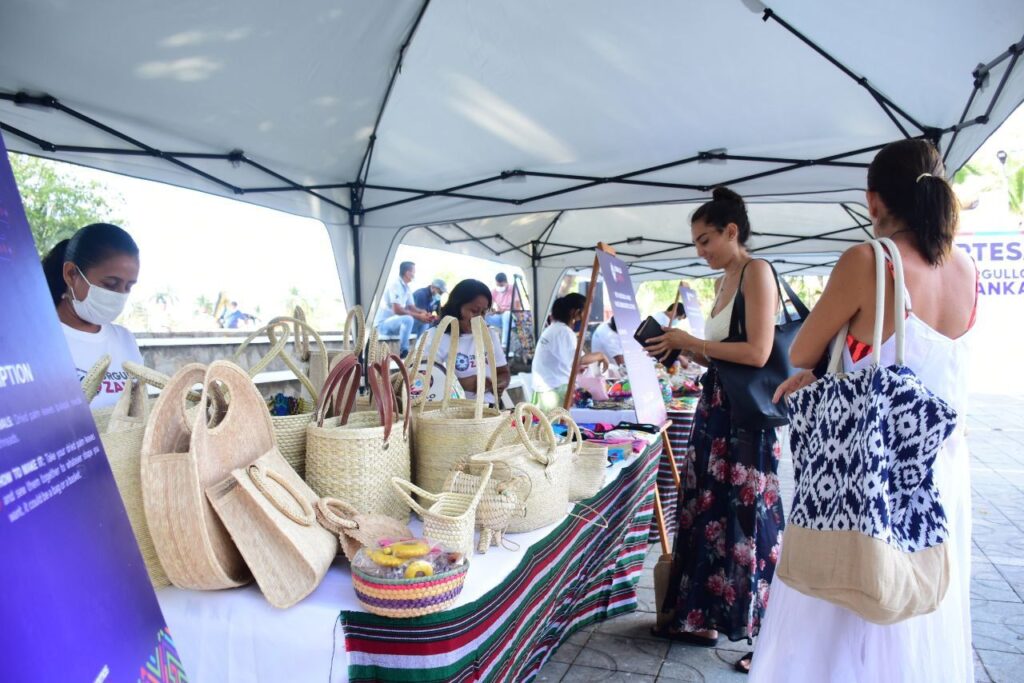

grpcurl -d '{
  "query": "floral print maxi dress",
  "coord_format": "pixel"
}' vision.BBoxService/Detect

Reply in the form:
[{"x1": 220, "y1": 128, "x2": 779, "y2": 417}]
[{"x1": 663, "y1": 366, "x2": 786, "y2": 642}]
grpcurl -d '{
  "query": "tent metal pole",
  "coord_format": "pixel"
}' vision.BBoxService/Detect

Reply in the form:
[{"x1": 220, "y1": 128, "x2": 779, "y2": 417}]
[
  {"x1": 531, "y1": 241, "x2": 541, "y2": 339},
  {"x1": 350, "y1": 187, "x2": 363, "y2": 306},
  {"x1": 760, "y1": 7, "x2": 929, "y2": 135}
]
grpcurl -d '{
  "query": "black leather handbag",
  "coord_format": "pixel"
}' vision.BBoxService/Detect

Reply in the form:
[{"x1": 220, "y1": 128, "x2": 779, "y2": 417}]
[{"x1": 713, "y1": 261, "x2": 810, "y2": 430}]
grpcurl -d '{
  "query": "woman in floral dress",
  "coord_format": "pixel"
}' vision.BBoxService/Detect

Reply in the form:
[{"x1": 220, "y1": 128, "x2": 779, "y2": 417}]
[{"x1": 645, "y1": 187, "x2": 787, "y2": 673}]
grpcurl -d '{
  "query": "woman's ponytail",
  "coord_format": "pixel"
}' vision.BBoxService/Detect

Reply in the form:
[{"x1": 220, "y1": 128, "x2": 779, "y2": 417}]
[
  {"x1": 912, "y1": 174, "x2": 959, "y2": 265},
  {"x1": 41, "y1": 239, "x2": 71, "y2": 306}
]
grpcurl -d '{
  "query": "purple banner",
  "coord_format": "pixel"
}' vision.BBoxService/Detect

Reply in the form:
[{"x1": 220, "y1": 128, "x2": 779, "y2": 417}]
[
  {"x1": 595, "y1": 250, "x2": 666, "y2": 425},
  {"x1": 0, "y1": 136, "x2": 184, "y2": 682}
]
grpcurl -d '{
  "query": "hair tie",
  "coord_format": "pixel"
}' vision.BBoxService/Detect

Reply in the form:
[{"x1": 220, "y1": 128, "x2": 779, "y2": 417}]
[{"x1": 915, "y1": 172, "x2": 934, "y2": 183}]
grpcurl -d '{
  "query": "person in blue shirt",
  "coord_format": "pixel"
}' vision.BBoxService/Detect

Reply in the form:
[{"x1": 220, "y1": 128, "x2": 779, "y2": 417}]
[{"x1": 412, "y1": 278, "x2": 446, "y2": 319}]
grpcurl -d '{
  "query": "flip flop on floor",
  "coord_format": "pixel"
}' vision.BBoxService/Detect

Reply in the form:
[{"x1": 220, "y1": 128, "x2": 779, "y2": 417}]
[
  {"x1": 648, "y1": 627, "x2": 719, "y2": 647},
  {"x1": 735, "y1": 652, "x2": 753, "y2": 674}
]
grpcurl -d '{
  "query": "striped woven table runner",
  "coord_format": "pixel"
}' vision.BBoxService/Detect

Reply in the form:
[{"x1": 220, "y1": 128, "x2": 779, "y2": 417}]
[
  {"x1": 339, "y1": 437, "x2": 661, "y2": 682},
  {"x1": 648, "y1": 410, "x2": 694, "y2": 543}
]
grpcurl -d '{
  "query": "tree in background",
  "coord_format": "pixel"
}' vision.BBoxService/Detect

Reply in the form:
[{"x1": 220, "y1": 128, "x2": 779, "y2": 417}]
[{"x1": 8, "y1": 153, "x2": 123, "y2": 257}]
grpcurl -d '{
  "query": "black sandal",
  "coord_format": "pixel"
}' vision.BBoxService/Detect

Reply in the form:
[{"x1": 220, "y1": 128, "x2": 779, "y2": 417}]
[
  {"x1": 648, "y1": 627, "x2": 719, "y2": 647},
  {"x1": 734, "y1": 652, "x2": 753, "y2": 675}
]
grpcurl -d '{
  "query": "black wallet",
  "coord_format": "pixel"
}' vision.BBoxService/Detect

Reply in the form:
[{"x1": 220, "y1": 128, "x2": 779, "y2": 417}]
[{"x1": 633, "y1": 316, "x2": 680, "y2": 366}]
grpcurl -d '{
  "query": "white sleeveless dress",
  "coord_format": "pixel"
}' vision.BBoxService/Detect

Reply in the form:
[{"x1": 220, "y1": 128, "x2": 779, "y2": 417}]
[{"x1": 750, "y1": 315, "x2": 975, "y2": 682}]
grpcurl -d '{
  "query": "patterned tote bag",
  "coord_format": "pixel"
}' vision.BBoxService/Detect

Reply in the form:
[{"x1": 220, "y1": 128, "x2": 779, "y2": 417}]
[{"x1": 777, "y1": 237, "x2": 958, "y2": 625}]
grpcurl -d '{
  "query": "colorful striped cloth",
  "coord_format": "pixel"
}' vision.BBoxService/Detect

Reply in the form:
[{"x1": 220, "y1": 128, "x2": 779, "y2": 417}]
[
  {"x1": 649, "y1": 410, "x2": 694, "y2": 543},
  {"x1": 339, "y1": 438, "x2": 661, "y2": 682}
]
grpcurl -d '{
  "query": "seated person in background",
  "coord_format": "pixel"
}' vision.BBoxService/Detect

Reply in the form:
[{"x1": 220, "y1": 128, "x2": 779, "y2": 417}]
[
  {"x1": 42, "y1": 223, "x2": 144, "y2": 409},
  {"x1": 652, "y1": 302, "x2": 687, "y2": 330},
  {"x1": 413, "y1": 278, "x2": 446, "y2": 320},
  {"x1": 485, "y1": 272, "x2": 513, "y2": 335},
  {"x1": 374, "y1": 260, "x2": 432, "y2": 358},
  {"x1": 422, "y1": 279, "x2": 509, "y2": 404},
  {"x1": 531, "y1": 293, "x2": 610, "y2": 410},
  {"x1": 591, "y1": 317, "x2": 625, "y2": 367}
]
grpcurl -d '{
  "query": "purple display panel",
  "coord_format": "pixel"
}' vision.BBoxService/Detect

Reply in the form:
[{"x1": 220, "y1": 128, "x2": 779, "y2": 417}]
[
  {"x1": 0, "y1": 135, "x2": 186, "y2": 682},
  {"x1": 595, "y1": 250, "x2": 666, "y2": 426}
]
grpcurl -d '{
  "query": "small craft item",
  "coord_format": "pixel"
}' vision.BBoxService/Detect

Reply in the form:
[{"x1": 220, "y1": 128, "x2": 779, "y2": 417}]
[
  {"x1": 315, "y1": 498, "x2": 413, "y2": 561},
  {"x1": 391, "y1": 463, "x2": 494, "y2": 557},
  {"x1": 444, "y1": 464, "x2": 526, "y2": 554},
  {"x1": 141, "y1": 362, "x2": 267, "y2": 590},
  {"x1": 207, "y1": 449, "x2": 337, "y2": 609},
  {"x1": 350, "y1": 539, "x2": 469, "y2": 618}
]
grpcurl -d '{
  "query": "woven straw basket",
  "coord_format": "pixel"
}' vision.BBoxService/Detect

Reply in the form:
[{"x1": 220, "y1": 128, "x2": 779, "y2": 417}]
[
  {"x1": 391, "y1": 463, "x2": 493, "y2": 557},
  {"x1": 306, "y1": 354, "x2": 413, "y2": 520},
  {"x1": 207, "y1": 447, "x2": 337, "y2": 608},
  {"x1": 98, "y1": 372, "x2": 171, "y2": 587},
  {"x1": 81, "y1": 354, "x2": 111, "y2": 402},
  {"x1": 470, "y1": 404, "x2": 573, "y2": 533},
  {"x1": 412, "y1": 316, "x2": 507, "y2": 495},
  {"x1": 141, "y1": 362, "x2": 274, "y2": 590},
  {"x1": 444, "y1": 465, "x2": 526, "y2": 553},
  {"x1": 232, "y1": 316, "x2": 327, "y2": 478},
  {"x1": 352, "y1": 562, "x2": 468, "y2": 618},
  {"x1": 315, "y1": 498, "x2": 413, "y2": 561},
  {"x1": 544, "y1": 408, "x2": 606, "y2": 501}
]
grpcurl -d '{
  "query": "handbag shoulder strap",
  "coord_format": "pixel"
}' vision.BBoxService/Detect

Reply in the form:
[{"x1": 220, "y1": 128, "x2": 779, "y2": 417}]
[{"x1": 729, "y1": 259, "x2": 811, "y2": 339}]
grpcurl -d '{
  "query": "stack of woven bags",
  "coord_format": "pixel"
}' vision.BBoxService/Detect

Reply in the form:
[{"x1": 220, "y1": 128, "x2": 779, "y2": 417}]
[{"x1": 86, "y1": 311, "x2": 612, "y2": 617}]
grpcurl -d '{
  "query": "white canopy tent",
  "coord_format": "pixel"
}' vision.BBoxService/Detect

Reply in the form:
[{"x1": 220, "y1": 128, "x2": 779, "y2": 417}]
[{"x1": 1, "y1": 0, "x2": 1022, "y2": 317}]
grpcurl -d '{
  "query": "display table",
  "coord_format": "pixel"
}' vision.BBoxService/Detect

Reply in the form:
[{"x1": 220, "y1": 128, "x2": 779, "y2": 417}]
[
  {"x1": 649, "y1": 407, "x2": 696, "y2": 543},
  {"x1": 158, "y1": 437, "x2": 662, "y2": 682}
]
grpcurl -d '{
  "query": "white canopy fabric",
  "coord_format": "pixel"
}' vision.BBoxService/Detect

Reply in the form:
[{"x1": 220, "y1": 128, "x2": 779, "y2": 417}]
[{"x1": 2, "y1": 0, "x2": 1022, "y2": 311}]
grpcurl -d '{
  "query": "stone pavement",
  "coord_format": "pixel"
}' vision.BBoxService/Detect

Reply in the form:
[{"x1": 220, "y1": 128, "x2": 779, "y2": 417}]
[{"x1": 536, "y1": 393, "x2": 1024, "y2": 683}]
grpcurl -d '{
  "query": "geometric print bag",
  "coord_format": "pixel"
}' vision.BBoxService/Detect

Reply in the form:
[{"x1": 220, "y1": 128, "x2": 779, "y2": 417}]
[{"x1": 777, "y1": 238, "x2": 958, "y2": 625}]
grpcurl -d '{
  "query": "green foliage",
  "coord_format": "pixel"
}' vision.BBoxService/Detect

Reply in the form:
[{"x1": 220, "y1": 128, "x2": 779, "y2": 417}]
[
  {"x1": 1009, "y1": 165, "x2": 1024, "y2": 215},
  {"x1": 9, "y1": 153, "x2": 123, "y2": 257}
]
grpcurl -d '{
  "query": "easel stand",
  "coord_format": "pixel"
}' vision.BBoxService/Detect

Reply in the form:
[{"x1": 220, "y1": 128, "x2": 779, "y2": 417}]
[{"x1": 562, "y1": 242, "x2": 616, "y2": 411}]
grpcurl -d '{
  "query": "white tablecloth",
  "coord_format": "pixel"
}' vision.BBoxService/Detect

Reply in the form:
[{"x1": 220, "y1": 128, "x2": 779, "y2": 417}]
[{"x1": 157, "y1": 441, "x2": 653, "y2": 683}]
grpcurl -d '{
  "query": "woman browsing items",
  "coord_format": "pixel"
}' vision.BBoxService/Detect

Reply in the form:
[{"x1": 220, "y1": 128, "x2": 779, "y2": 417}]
[
  {"x1": 643, "y1": 187, "x2": 785, "y2": 675},
  {"x1": 42, "y1": 223, "x2": 143, "y2": 409},
  {"x1": 750, "y1": 140, "x2": 977, "y2": 683}
]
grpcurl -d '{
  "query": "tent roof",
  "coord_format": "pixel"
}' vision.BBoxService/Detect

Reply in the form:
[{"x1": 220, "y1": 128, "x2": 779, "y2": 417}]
[{"x1": 2, "y1": 0, "x2": 1023, "y2": 305}]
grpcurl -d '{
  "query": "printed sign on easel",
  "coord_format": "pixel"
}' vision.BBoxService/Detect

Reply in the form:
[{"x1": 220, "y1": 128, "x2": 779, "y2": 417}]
[
  {"x1": 594, "y1": 250, "x2": 667, "y2": 426},
  {"x1": 679, "y1": 285, "x2": 706, "y2": 338}
]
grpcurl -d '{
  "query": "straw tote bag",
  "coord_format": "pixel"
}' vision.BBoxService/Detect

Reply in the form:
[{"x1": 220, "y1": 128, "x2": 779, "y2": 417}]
[
  {"x1": 232, "y1": 316, "x2": 328, "y2": 477},
  {"x1": 207, "y1": 447, "x2": 338, "y2": 608},
  {"x1": 99, "y1": 374, "x2": 170, "y2": 587},
  {"x1": 470, "y1": 403, "x2": 573, "y2": 533},
  {"x1": 142, "y1": 361, "x2": 275, "y2": 589},
  {"x1": 413, "y1": 316, "x2": 507, "y2": 494},
  {"x1": 306, "y1": 354, "x2": 413, "y2": 520},
  {"x1": 545, "y1": 408, "x2": 608, "y2": 501},
  {"x1": 778, "y1": 238, "x2": 958, "y2": 625}
]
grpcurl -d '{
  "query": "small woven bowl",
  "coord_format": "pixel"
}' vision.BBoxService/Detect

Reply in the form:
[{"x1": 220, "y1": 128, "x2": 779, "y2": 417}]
[{"x1": 351, "y1": 563, "x2": 468, "y2": 618}]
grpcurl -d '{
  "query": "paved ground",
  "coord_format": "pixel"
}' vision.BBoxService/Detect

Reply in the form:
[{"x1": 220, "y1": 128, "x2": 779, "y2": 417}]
[{"x1": 536, "y1": 393, "x2": 1024, "y2": 682}]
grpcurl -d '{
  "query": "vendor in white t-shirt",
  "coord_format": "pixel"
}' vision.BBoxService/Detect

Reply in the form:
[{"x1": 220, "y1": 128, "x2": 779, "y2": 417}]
[
  {"x1": 530, "y1": 293, "x2": 610, "y2": 410},
  {"x1": 591, "y1": 317, "x2": 625, "y2": 367},
  {"x1": 422, "y1": 279, "x2": 510, "y2": 404},
  {"x1": 652, "y1": 302, "x2": 687, "y2": 330},
  {"x1": 42, "y1": 223, "x2": 144, "y2": 409}
]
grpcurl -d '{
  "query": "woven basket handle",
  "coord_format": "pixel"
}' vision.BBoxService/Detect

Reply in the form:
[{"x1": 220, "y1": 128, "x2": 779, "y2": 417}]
[
  {"x1": 389, "y1": 477, "x2": 438, "y2": 517},
  {"x1": 482, "y1": 403, "x2": 558, "y2": 465},
  {"x1": 109, "y1": 372, "x2": 149, "y2": 422},
  {"x1": 470, "y1": 316, "x2": 500, "y2": 417},
  {"x1": 292, "y1": 306, "x2": 311, "y2": 361},
  {"x1": 341, "y1": 306, "x2": 367, "y2": 356},
  {"x1": 140, "y1": 363, "x2": 207, "y2": 457},
  {"x1": 544, "y1": 407, "x2": 584, "y2": 456},
  {"x1": 415, "y1": 315, "x2": 460, "y2": 413},
  {"x1": 247, "y1": 463, "x2": 314, "y2": 526},
  {"x1": 366, "y1": 359, "x2": 396, "y2": 442},
  {"x1": 232, "y1": 316, "x2": 327, "y2": 401},
  {"x1": 315, "y1": 497, "x2": 360, "y2": 533},
  {"x1": 315, "y1": 354, "x2": 361, "y2": 427},
  {"x1": 385, "y1": 353, "x2": 413, "y2": 437},
  {"x1": 82, "y1": 354, "x2": 111, "y2": 402}
]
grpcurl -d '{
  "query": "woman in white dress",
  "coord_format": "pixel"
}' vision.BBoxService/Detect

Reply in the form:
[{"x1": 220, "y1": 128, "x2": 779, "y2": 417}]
[{"x1": 752, "y1": 139, "x2": 977, "y2": 681}]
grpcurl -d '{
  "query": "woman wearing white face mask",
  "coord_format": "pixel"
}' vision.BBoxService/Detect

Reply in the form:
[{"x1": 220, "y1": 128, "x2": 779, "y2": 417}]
[{"x1": 42, "y1": 223, "x2": 143, "y2": 408}]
